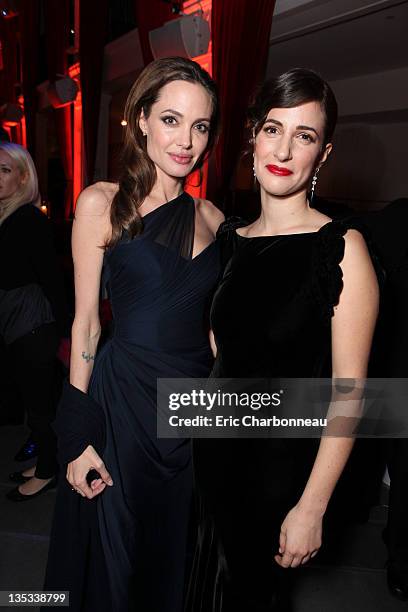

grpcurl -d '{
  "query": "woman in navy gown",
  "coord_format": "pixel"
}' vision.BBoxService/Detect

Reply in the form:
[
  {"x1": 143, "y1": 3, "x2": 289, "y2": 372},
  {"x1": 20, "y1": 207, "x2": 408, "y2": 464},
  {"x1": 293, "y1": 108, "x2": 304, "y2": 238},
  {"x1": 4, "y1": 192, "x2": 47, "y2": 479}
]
[
  {"x1": 187, "y1": 69, "x2": 379, "y2": 611},
  {"x1": 44, "y1": 57, "x2": 223, "y2": 611}
]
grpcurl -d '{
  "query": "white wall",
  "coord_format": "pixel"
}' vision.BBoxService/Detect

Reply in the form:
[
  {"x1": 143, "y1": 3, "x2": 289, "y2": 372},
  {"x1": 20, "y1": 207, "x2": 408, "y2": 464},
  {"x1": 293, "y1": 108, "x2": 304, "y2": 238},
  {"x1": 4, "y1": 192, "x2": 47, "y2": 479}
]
[
  {"x1": 318, "y1": 121, "x2": 408, "y2": 210},
  {"x1": 314, "y1": 68, "x2": 408, "y2": 210},
  {"x1": 330, "y1": 67, "x2": 408, "y2": 117}
]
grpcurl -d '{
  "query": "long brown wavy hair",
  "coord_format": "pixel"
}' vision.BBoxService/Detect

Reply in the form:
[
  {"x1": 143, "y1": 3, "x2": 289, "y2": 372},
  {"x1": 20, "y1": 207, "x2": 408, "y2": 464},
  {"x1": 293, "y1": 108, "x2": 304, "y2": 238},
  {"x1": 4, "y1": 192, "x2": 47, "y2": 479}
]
[{"x1": 107, "y1": 57, "x2": 219, "y2": 249}]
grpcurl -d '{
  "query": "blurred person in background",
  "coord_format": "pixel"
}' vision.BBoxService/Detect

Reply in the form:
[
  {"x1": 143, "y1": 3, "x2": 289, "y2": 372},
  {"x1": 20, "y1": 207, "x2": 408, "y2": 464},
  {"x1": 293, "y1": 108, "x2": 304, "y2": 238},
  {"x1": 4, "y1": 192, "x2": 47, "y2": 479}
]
[{"x1": 0, "y1": 142, "x2": 69, "y2": 501}]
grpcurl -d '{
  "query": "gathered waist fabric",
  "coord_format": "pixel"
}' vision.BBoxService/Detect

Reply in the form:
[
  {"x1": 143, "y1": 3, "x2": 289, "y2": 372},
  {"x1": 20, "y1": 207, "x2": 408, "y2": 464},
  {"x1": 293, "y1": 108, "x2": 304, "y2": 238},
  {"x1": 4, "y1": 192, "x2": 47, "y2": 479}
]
[{"x1": 112, "y1": 313, "x2": 210, "y2": 353}]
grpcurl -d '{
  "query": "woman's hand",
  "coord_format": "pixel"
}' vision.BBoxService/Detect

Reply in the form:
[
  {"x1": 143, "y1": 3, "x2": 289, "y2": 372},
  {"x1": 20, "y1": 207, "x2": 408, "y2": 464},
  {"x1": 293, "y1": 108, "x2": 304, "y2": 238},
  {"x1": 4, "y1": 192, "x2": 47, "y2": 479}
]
[
  {"x1": 66, "y1": 444, "x2": 113, "y2": 499},
  {"x1": 274, "y1": 504, "x2": 322, "y2": 568}
]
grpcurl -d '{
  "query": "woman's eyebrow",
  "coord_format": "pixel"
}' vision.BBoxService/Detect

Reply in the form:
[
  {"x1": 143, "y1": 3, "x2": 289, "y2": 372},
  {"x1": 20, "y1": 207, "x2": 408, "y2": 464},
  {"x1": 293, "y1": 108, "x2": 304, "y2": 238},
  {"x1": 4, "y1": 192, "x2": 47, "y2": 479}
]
[
  {"x1": 160, "y1": 108, "x2": 210, "y2": 123},
  {"x1": 264, "y1": 118, "x2": 319, "y2": 136},
  {"x1": 296, "y1": 124, "x2": 319, "y2": 136},
  {"x1": 264, "y1": 118, "x2": 283, "y2": 126},
  {"x1": 160, "y1": 108, "x2": 183, "y2": 116}
]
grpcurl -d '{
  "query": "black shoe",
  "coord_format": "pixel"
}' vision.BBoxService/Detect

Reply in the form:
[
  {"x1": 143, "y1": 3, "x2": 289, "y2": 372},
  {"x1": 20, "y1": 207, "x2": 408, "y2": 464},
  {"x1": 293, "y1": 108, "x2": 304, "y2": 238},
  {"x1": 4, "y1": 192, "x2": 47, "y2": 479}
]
[
  {"x1": 14, "y1": 438, "x2": 38, "y2": 462},
  {"x1": 387, "y1": 562, "x2": 408, "y2": 601},
  {"x1": 8, "y1": 470, "x2": 34, "y2": 484},
  {"x1": 6, "y1": 478, "x2": 56, "y2": 502}
]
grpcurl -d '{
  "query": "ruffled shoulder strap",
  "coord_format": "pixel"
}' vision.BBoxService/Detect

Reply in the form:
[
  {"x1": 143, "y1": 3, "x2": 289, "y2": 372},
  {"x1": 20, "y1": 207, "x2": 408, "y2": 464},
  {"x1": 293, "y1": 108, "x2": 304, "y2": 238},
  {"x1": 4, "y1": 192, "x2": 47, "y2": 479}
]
[
  {"x1": 312, "y1": 216, "x2": 380, "y2": 322},
  {"x1": 216, "y1": 216, "x2": 249, "y2": 271},
  {"x1": 216, "y1": 216, "x2": 248, "y2": 238}
]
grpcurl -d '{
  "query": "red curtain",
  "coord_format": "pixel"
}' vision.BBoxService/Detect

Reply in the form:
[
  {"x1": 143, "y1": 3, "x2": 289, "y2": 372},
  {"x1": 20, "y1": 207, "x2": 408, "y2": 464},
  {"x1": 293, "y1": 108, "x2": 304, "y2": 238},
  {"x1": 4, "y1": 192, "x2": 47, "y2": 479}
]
[
  {"x1": 133, "y1": 0, "x2": 176, "y2": 65},
  {"x1": 79, "y1": 0, "x2": 109, "y2": 185},
  {"x1": 19, "y1": 0, "x2": 40, "y2": 155},
  {"x1": 211, "y1": 0, "x2": 275, "y2": 204},
  {"x1": 45, "y1": 0, "x2": 73, "y2": 218},
  {"x1": 45, "y1": 0, "x2": 70, "y2": 78}
]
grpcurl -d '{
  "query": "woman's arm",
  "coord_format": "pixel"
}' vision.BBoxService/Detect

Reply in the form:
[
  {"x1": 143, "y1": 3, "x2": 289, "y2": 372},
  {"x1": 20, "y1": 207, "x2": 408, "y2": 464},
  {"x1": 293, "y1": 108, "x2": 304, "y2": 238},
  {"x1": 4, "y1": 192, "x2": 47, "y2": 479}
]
[
  {"x1": 276, "y1": 229, "x2": 379, "y2": 569},
  {"x1": 70, "y1": 185, "x2": 110, "y2": 391},
  {"x1": 65, "y1": 184, "x2": 114, "y2": 499}
]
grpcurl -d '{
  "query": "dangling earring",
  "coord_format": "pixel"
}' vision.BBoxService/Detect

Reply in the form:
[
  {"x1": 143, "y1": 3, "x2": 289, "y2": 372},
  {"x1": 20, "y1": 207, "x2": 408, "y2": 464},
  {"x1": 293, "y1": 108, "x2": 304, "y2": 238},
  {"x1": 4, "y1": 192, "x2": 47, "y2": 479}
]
[
  {"x1": 252, "y1": 154, "x2": 258, "y2": 190},
  {"x1": 310, "y1": 167, "x2": 320, "y2": 203}
]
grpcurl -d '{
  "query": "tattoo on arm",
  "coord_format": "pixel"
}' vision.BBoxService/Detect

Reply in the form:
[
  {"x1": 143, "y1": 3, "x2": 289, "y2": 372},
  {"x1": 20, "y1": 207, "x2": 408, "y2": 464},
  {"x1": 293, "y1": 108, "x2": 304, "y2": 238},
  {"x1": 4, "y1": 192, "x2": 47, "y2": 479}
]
[{"x1": 81, "y1": 351, "x2": 95, "y2": 363}]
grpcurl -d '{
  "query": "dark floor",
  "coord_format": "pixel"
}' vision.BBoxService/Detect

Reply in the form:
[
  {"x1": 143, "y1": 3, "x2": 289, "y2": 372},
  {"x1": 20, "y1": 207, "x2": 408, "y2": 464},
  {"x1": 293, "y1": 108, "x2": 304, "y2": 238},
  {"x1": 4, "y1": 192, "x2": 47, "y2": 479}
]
[{"x1": 0, "y1": 424, "x2": 405, "y2": 612}]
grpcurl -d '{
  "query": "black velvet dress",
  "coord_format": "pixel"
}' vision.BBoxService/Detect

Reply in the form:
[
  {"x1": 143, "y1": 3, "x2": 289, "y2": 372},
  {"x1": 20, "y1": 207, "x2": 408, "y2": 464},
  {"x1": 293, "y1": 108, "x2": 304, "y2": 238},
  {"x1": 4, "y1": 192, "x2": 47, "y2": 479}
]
[
  {"x1": 187, "y1": 216, "x2": 362, "y2": 612},
  {"x1": 44, "y1": 193, "x2": 220, "y2": 612}
]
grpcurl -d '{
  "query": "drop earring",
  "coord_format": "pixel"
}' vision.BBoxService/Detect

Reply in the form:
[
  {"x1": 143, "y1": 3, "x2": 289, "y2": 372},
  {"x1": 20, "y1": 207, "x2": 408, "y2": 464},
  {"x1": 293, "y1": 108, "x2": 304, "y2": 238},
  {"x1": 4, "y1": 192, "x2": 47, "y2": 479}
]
[
  {"x1": 252, "y1": 154, "x2": 258, "y2": 190},
  {"x1": 310, "y1": 167, "x2": 320, "y2": 203}
]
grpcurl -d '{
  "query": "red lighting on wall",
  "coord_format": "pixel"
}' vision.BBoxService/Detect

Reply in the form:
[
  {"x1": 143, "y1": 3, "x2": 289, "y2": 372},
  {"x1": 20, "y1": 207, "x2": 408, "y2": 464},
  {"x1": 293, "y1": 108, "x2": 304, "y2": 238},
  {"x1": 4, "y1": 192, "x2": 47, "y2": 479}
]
[
  {"x1": 68, "y1": 61, "x2": 82, "y2": 210},
  {"x1": 17, "y1": 95, "x2": 26, "y2": 147},
  {"x1": 2, "y1": 125, "x2": 11, "y2": 140},
  {"x1": 182, "y1": 0, "x2": 212, "y2": 201}
]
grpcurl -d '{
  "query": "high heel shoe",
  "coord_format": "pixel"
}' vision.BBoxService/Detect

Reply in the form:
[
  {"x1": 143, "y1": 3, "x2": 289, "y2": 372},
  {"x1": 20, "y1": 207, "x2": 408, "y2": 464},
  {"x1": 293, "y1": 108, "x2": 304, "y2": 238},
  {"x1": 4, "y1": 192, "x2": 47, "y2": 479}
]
[{"x1": 6, "y1": 477, "x2": 56, "y2": 502}]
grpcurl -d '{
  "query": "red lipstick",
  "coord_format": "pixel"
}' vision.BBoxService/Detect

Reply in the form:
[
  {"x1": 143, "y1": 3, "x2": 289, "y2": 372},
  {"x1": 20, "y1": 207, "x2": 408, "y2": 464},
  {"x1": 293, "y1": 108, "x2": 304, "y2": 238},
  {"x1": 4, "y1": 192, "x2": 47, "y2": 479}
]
[{"x1": 266, "y1": 164, "x2": 293, "y2": 176}]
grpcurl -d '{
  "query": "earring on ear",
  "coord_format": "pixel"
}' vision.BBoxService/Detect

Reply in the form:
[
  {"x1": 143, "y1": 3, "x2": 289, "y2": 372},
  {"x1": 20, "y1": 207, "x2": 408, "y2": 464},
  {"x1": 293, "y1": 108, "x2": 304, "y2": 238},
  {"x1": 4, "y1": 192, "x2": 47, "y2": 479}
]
[
  {"x1": 310, "y1": 166, "x2": 320, "y2": 203},
  {"x1": 252, "y1": 153, "x2": 256, "y2": 179}
]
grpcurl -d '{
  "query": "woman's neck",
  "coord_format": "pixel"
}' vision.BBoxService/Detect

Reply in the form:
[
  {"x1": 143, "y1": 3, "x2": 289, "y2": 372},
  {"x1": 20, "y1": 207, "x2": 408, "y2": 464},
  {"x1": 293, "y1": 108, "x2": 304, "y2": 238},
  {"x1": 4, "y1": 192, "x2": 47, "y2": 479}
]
[
  {"x1": 0, "y1": 197, "x2": 26, "y2": 226},
  {"x1": 148, "y1": 171, "x2": 184, "y2": 205},
  {"x1": 254, "y1": 189, "x2": 312, "y2": 235}
]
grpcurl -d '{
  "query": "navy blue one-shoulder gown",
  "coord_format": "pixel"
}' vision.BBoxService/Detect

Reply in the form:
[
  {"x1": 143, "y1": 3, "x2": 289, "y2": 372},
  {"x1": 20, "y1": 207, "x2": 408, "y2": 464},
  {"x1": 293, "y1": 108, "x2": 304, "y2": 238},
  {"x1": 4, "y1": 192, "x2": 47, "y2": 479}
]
[{"x1": 45, "y1": 193, "x2": 220, "y2": 611}]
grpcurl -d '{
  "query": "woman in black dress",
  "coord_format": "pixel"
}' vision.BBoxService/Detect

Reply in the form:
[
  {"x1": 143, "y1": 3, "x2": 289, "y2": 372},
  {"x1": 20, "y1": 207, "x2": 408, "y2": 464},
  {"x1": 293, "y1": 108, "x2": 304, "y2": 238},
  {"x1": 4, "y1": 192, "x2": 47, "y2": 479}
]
[
  {"x1": 44, "y1": 58, "x2": 223, "y2": 611},
  {"x1": 0, "y1": 143, "x2": 67, "y2": 500},
  {"x1": 188, "y1": 69, "x2": 379, "y2": 611}
]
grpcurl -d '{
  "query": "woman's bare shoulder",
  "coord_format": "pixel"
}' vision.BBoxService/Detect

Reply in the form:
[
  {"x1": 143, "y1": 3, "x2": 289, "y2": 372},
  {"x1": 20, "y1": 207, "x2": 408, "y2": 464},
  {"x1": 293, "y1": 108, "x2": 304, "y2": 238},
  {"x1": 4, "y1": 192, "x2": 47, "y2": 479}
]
[
  {"x1": 195, "y1": 198, "x2": 225, "y2": 234},
  {"x1": 75, "y1": 181, "x2": 119, "y2": 218}
]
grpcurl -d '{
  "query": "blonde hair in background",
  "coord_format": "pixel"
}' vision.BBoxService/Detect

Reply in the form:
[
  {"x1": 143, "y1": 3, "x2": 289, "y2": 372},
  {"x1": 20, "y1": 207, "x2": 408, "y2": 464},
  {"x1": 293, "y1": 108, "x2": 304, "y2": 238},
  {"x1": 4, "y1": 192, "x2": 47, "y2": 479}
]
[{"x1": 0, "y1": 142, "x2": 40, "y2": 225}]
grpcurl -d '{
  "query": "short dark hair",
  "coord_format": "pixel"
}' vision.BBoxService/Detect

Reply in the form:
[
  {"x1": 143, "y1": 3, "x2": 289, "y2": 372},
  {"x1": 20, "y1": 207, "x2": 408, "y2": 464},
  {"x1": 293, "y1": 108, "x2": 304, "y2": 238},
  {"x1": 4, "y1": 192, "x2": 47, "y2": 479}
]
[{"x1": 248, "y1": 68, "x2": 338, "y2": 147}]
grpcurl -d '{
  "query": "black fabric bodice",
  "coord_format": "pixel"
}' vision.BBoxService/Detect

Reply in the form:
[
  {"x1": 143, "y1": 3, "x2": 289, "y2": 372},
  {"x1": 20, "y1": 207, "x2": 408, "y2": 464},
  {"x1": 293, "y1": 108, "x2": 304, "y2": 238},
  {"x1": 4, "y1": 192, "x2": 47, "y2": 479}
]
[
  {"x1": 211, "y1": 217, "x2": 356, "y2": 379},
  {"x1": 102, "y1": 191, "x2": 218, "y2": 354}
]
